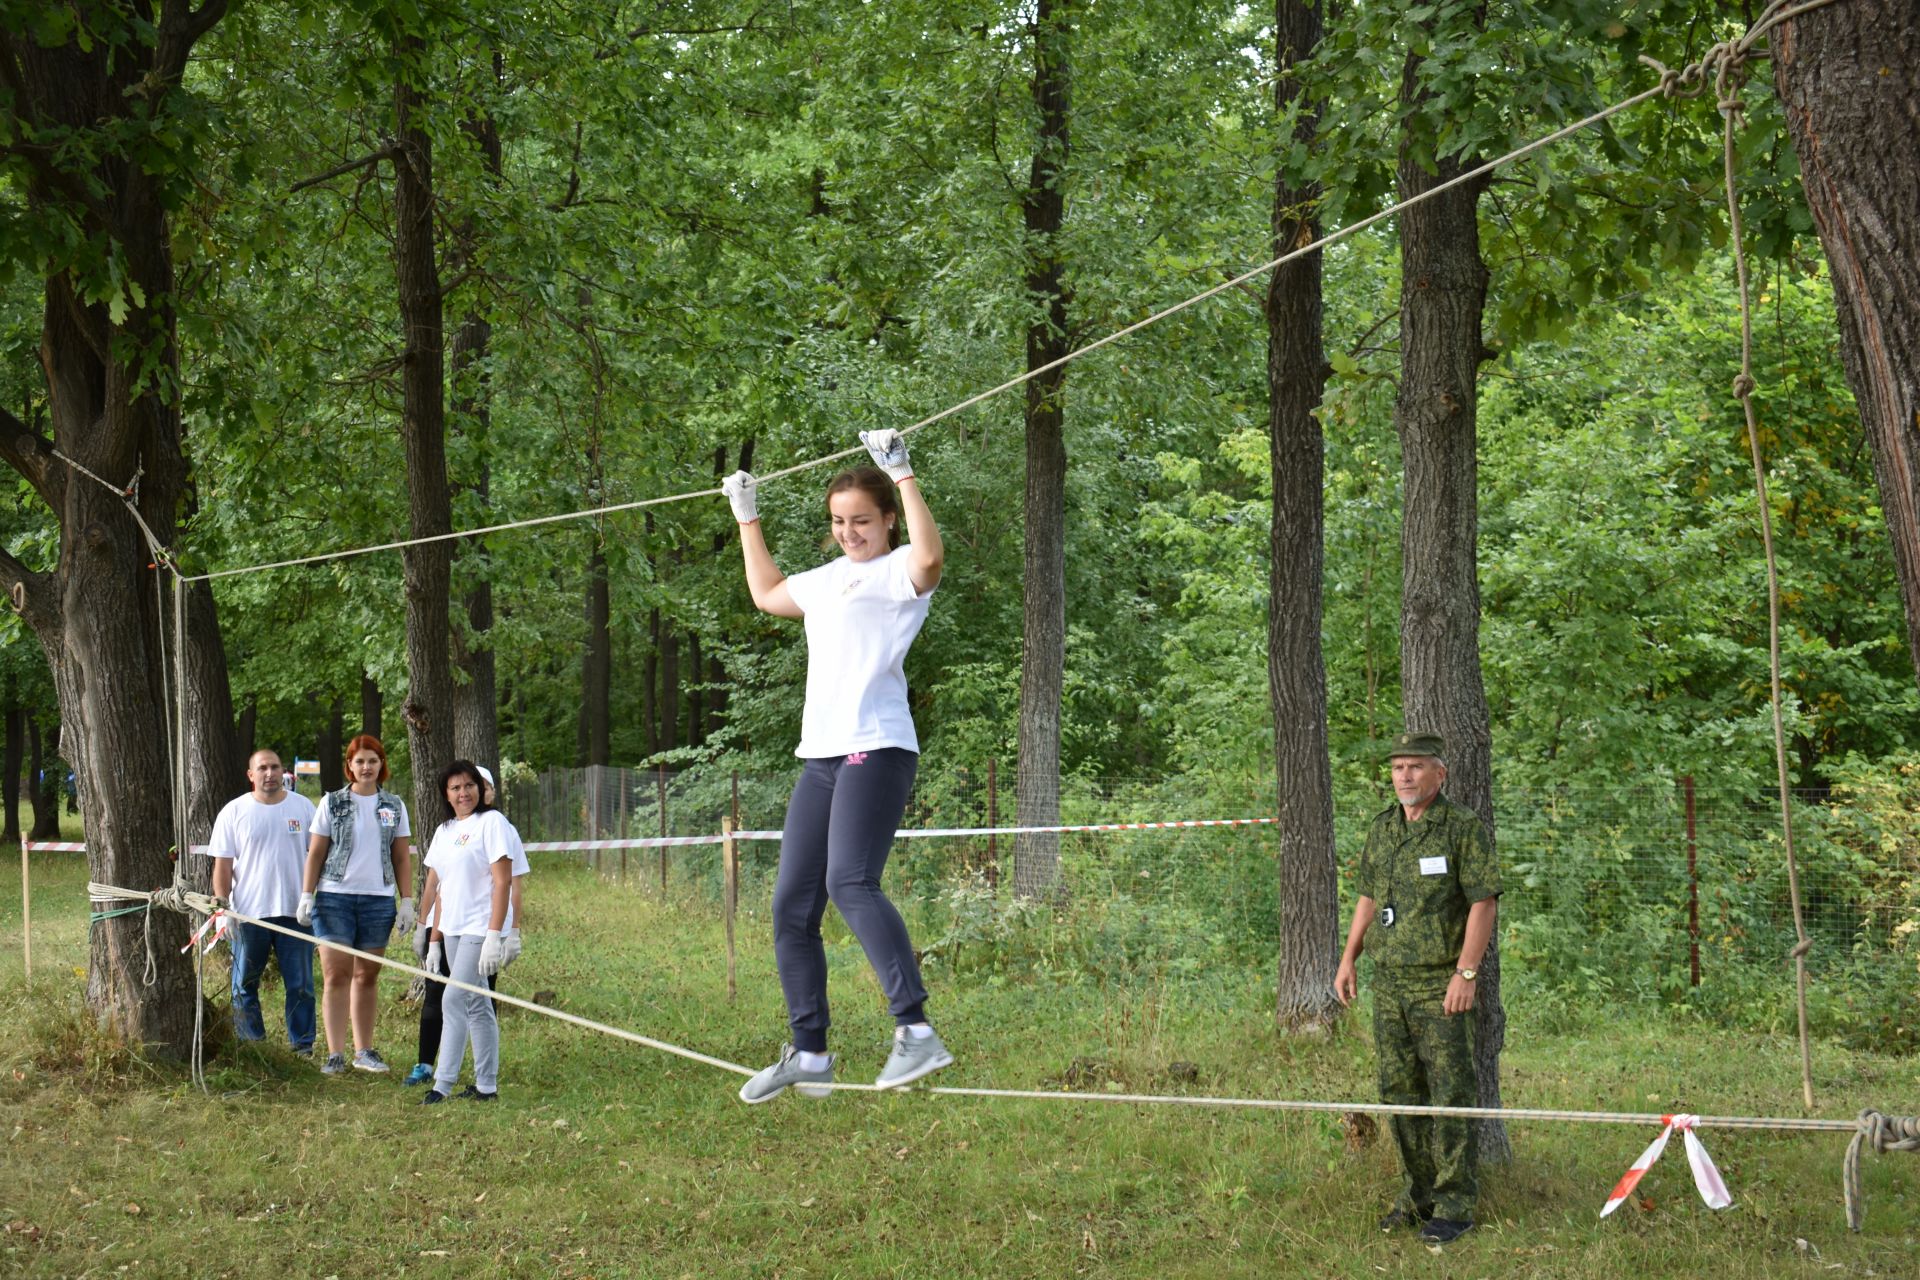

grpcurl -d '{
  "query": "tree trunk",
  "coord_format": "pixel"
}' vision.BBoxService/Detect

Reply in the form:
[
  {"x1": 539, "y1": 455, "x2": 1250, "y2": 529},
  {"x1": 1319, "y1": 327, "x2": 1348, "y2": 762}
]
[
  {"x1": 579, "y1": 547, "x2": 612, "y2": 766},
  {"x1": 360, "y1": 673, "x2": 382, "y2": 738},
  {"x1": 392, "y1": 31, "x2": 457, "y2": 841},
  {"x1": 236, "y1": 698, "x2": 258, "y2": 759},
  {"x1": 660, "y1": 626, "x2": 681, "y2": 755},
  {"x1": 318, "y1": 697, "x2": 345, "y2": 792},
  {"x1": 26, "y1": 716, "x2": 59, "y2": 843},
  {"x1": 1772, "y1": 4, "x2": 1920, "y2": 693},
  {"x1": 1267, "y1": 0, "x2": 1339, "y2": 1032},
  {"x1": 687, "y1": 633, "x2": 705, "y2": 748},
  {"x1": 451, "y1": 55, "x2": 503, "y2": 770},
  {"x1": 3, "y1": 680, "x2": 21, "y2": 844},
  {"x1": 643, "y1": 605, "x2": 660, "y2": 758},
  {"x1": 0, "y1": 5, "x2": 234, "y2": 1056},
  {"x1": 1014, "y1": 0, "x2": 1071, "y2": 900},
  {"x1": 1394, "y1": 37, "x2": 1508, "y2": 1161}
]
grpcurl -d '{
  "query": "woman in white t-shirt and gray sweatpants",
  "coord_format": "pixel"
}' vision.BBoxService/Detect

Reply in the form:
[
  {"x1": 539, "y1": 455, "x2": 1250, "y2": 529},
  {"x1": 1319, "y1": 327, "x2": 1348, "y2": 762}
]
[{"x1": 721, "y1": 429, "x2": 951, "y2": 1102}]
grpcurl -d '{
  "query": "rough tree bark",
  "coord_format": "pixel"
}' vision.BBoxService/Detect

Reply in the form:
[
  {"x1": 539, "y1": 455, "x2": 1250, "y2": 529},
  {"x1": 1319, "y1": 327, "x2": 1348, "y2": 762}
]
[
  {"x1": 1772, "y1": 4, "x2": 1920, "y2": 693},
  {"x1": 1014, "y1": 0, "x2": 1071, "y2": 900},
  {"x1": 1267, "y1": 0, "x2": 1340, "y2": 1032},
  {"x1": 451, "y1": 53, "x2": 503, "y2": 770},
  {"x1": 392, "y1": 29, "x2": 457, "y2": 842},
  {"x1": 1394, "y1": 37, "x2": 1509, "y2": 1160},
  {"x1": 0, "y1": 1, "x2": 233, "y2": 1055}
]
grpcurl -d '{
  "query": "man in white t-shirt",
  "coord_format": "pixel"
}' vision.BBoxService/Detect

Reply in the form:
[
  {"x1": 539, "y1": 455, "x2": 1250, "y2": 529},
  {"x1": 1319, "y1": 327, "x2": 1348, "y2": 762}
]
[{"x1": 207, "y1": 749, "x2": 320, "y2": 1052}]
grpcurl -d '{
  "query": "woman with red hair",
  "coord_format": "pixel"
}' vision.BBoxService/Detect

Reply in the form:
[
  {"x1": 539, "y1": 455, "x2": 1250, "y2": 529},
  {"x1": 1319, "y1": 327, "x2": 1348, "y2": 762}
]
[{"x1": 298, "y1": 734, "x2": 414, "y2": 1075}]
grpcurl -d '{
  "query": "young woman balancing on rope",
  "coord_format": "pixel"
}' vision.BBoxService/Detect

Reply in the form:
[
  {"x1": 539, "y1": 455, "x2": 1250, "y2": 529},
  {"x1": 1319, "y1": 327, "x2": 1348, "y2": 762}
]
[
  {"x1": 297, "y1": 734, "x2": 414, "y2": 1075},
  {"x1": 722, "y1": 430, "x2": 951, "y2": 1101}
]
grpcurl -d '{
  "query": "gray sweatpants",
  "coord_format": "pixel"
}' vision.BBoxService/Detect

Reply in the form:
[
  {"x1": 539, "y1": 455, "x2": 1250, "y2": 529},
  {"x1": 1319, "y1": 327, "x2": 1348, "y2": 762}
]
[{"x1": 433, "y1": 933, "x2": 499, "y2": 1093}]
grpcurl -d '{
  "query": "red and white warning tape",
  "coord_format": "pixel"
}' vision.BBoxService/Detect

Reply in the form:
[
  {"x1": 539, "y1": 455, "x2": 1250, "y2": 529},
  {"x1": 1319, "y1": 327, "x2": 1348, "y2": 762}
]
[
  {"x1": 182, "y1": 907, "x2": 231, "y2": 955},
  {"x1": 1600, "y1": 1114, "x2": 1733, "y2": 1217}
]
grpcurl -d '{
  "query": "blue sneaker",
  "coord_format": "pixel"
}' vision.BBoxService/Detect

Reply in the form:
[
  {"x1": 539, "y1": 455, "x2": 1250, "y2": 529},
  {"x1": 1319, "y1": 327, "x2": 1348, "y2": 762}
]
[{"x1": 403, "y1": 1062, "x2": 433, "y2": 1086}]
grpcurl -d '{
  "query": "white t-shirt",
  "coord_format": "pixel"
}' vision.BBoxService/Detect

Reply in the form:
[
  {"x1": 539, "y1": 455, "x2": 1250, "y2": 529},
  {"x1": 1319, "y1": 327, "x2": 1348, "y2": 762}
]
[
  {"x1": 424, "y1": 809, "x2": 517, "y2": 936},
  {"x1": 783, "y1": 544, "x2": 934, "y2": 758},
  {"x1": 206, "y1": 791, "x2": 316, "y2": 920},
  {"x1": 307, "y1": 790, "x2": 412, "y2": 896},
  {"x1": 432, "y1": 818, "x2": 528, "y2": 931}
]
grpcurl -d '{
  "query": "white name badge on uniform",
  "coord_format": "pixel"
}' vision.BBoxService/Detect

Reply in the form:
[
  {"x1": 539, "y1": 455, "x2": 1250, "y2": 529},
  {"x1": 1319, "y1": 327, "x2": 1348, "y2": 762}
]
[{"x1": 1418, "y1": 855, "x2": 1449, "y2": 876}]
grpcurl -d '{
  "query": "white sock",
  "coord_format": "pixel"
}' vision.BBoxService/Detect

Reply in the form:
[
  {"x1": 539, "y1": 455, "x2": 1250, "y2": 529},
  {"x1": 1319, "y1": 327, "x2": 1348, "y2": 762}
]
[
  {"x1": 796, "y1": 1050, "x2": 831, "y2": 1072},
  {"x1": 905, "y1": 1023, "x2": 934, "y2": 1040}
]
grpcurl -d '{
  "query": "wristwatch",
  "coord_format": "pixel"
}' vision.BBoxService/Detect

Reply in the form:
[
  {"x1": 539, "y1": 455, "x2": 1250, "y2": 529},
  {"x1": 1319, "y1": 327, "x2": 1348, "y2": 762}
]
[{"x1": 1455, "y1": 967, "x2": 1477, "y2": 981}]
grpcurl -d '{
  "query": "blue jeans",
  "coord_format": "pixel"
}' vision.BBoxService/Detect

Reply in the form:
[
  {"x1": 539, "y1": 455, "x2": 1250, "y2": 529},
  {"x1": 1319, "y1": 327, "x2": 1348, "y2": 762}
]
[
  {"x1": 230, "y1": 916, "x2": 316, "y2": 1051},
  {"x1": 312, "y1": 891, "x2": 397, "y2": 951}
]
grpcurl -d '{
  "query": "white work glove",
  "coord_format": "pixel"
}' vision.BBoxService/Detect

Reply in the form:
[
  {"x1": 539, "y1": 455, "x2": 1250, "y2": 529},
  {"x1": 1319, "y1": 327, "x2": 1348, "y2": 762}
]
[
  {"x1": 859, "y1": 429, "x2": 912, "y2": 482},
  {"x1": 296, "y1": 892, "x2": 315, "y2": 927},
  {"x1": 501, "y1": 927, "x2": 522, "y2": 969},
  {"x1": 412, "y1": 923, "x2": 430, "y2": 961},
  {"x1": 426, "y1": 939, "x2": 443, "y2": 975},
  {"x1": 721, "y1": 470, "x2": 758, "y2": 523},
  {"x1": 478, "y1": 929, "x2": 505, "y2": 977},
  {"x1": 394, "y1": 897, "x2": 416, "y2": 936}
]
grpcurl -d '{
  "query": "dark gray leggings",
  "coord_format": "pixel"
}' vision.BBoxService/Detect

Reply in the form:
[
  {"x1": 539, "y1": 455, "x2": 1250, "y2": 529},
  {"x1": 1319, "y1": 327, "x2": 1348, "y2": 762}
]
[{"x1": 772, "y1": 748, "x2": 927, "y2": 1053}]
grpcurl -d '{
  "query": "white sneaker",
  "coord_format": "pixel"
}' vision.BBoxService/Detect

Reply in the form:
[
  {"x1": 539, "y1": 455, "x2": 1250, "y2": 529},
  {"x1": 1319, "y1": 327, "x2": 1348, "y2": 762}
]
[
  {"x1": 875, "y1": 1027, "x2": 953, "y2": 1089},
  {"x1": 739, "y1": 1044, "x2": 835, "y2": 1103}
]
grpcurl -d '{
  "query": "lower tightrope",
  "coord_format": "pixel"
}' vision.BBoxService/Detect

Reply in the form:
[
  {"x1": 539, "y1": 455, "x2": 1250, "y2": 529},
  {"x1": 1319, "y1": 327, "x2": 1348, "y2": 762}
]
[{"x1": 85, "y1": 879, "x2": 1914, "y2": 1231}]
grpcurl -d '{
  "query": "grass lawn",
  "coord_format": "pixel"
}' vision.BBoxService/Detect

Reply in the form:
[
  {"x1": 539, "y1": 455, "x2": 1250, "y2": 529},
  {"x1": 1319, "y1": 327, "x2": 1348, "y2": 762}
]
[{"x1": 1, "y1": 841, "x2": 1915, "y2": 1278}]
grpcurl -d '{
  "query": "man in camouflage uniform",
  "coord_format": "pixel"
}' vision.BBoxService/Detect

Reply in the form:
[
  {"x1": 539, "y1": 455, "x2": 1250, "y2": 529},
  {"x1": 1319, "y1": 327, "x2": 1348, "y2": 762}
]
[{"x1": 1335, "y1": 732, "x2": 1500, "y2": 1245}]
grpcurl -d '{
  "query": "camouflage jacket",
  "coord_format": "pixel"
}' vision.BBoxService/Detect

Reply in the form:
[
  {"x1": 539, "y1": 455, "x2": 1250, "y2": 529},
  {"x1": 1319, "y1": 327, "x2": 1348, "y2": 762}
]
[{"x1": 1356, "y1": 795, "x2": 1500, "y2": 980}]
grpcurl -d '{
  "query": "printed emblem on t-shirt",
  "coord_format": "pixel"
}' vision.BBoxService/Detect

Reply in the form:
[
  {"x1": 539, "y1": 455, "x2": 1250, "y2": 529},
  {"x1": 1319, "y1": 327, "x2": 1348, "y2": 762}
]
[
  {"x1": 841, "y1": 575, "x2": 868, "y2": 596},
  {"x1": 376, "y1": 806, "x2": 397, "y2": 828},
  {"x1": 286, "y1": 820, "x2": 303, "y2": 833},
  {"x1": 454, "y1": 833, "x2": 474, "y2": 846}
]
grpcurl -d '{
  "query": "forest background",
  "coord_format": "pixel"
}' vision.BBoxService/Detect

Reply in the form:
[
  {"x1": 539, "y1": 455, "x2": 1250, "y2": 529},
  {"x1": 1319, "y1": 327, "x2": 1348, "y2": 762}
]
[{"x1": 0, "y1": 0, "x2": 1916, "y2": 1058}]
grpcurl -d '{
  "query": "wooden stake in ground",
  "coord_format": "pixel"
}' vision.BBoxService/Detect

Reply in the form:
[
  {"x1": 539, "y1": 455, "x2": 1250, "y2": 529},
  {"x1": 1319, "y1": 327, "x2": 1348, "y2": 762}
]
[
  {"x1": 721, "y1": 817, "x2": 738, "y2": 1003},
  {"x1": 20, "y1": 839, "x2": 29, "y2": 985}
]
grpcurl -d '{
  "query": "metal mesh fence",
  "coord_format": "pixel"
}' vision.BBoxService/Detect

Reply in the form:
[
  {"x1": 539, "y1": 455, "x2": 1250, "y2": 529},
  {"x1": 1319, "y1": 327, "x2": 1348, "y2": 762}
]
[{"x1": 500, "y1": 765, "x2": 1919, "y2": 1018}]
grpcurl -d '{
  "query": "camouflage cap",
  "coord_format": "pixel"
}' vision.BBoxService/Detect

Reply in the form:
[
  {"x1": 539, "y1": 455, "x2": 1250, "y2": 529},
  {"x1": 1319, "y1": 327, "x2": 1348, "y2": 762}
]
[{"x1": 1387, "y1": 731, "x2": 1445, "y2": 760}]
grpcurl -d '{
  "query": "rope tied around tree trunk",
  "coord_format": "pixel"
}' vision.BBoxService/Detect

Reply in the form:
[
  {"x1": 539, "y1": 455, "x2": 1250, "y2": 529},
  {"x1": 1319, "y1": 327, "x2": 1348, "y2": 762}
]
[{"x1": 1844, "y1": 1110, "x2": 1920, "y2": 1231}]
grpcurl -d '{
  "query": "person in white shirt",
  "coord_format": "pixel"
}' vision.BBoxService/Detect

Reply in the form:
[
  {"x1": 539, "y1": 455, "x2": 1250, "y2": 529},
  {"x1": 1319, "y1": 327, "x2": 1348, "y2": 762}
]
[
  {"x1": 720, "y1": 429, "x2": 953, "y2": 1102},
  {"x1": 297, "y1": 734, "x2": 414, "y2": 1076},
  {"x1": 404, "y1": 763, "x2": 528, "y2": 1087},
  {"x1": 207, "y1": 749, "x2": 318, "y2": 1053},
  {"x1": 415, "y1": 760, "x2": 515, "y2": 1104}
]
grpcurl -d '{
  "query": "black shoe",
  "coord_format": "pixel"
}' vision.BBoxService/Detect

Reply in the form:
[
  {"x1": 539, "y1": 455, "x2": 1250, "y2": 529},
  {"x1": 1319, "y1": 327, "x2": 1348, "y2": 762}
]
[
  {"x1": 1378, "y1": 1205, "x2": 1433, "y2": 1232},
  {"x1": 420, "y1": 1090, "x2": 449, "y2": 1106},
  {"x1": 455, "y1": 1085, "x2": 498, "y2": 1102},
  {"x1": 1417, "y1": 1218, "x2": 1473, "y2": 1244}
]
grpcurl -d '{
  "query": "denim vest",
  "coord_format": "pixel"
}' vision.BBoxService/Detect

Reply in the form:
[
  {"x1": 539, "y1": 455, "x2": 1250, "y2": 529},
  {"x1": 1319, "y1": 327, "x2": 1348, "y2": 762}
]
[{"x1": 320, "y1": 786, "x2": 403, "y2": 887}]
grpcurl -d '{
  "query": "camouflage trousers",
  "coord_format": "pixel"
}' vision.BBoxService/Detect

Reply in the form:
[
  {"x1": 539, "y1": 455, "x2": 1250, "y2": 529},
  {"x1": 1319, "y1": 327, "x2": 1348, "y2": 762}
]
[{"x1": 1372, "y1": 973, "x2": 1479, "y2": 1221}]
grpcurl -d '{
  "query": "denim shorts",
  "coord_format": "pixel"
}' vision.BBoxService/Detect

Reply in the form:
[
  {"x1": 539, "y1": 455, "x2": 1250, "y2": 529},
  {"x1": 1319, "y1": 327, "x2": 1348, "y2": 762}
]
[{"x1": 312, "y1": 891, "x2": 397, "y2": 951}]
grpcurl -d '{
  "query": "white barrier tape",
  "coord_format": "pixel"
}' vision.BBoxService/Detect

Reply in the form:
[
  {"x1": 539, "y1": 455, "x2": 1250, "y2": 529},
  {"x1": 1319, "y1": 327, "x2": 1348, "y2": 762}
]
[{"x1": 1600, "y1": 1114, "x2": 1733, "y2": 1217}]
